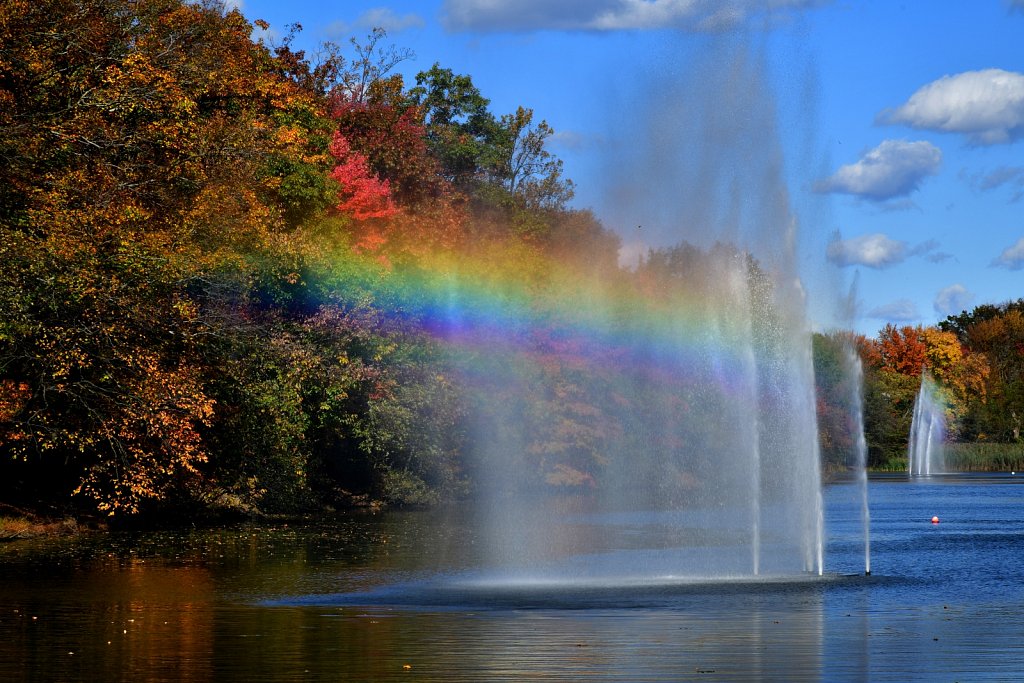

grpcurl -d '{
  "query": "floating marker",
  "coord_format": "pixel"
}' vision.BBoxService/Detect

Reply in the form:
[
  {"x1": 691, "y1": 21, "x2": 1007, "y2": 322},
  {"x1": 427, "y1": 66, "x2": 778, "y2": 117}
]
[{"x1": 931, "y1": 516, "x2": 939, "y2": 524}]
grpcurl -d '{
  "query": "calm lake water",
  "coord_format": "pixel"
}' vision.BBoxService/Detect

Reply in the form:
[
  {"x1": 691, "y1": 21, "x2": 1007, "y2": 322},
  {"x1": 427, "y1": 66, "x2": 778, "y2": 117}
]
[{"x1": 2, "y1": 473, "x2": 1023, "y2": 681}]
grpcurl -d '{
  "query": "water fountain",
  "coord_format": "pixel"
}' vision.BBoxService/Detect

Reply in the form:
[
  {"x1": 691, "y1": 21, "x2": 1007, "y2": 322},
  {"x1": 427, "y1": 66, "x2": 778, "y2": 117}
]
[
  {"x1": 846, "y1": 345, "x2": 871, "y2": 575},
  {"x1": 908, "y1": 372, "x2": 945, "y2": 476},
  {"x1": 462, "y1": 39, "x2": 827, "y2": 583}
]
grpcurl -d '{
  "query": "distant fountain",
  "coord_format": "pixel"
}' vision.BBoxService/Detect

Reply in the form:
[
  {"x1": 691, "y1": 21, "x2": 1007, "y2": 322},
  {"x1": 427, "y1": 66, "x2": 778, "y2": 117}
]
[{"x1": 908, "y1": 372, "x2": 945, "y2": 476}]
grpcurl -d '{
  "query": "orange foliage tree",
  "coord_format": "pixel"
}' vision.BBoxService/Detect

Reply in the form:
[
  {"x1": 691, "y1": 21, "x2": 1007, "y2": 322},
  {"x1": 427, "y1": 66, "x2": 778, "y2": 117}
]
[
  {"x1": 872, "y1": 324, "x2": 928, "y2": 376},
  {"x1": 0, "y1": 0, "x2": 337, "y2": 513}
]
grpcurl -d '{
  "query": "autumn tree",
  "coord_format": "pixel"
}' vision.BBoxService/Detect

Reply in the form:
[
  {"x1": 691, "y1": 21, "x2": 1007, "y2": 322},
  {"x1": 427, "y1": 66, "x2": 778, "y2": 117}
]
[
  {"x1": 938, "y1": 298, "x2": 1024, "y2": 343},
  {"x1": 933, "y1": 302, "x2": 1023, "y2": 442},
  {"x1": 329, "y1": 132, "x2": 400, "y2": 221},
  {"x1": 961, "y1": 308, "x2": 1024, "y2": 441},
  {"x1": 0, "y1": 0, "x2": 339, "y2": 514},
  {"x1": 332, "y1": 76, "x2": 447, "y2": 207},
  {"x1": 871, "y1": 324, "x2": 928, "y2": 376}
]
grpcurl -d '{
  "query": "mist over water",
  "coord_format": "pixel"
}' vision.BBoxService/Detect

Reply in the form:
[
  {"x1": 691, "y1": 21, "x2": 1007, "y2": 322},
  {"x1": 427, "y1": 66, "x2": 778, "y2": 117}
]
[
  {"x1": 461, "y1": 34, "x2": 827, "y2": 580},
  {"x1": 607, "y1": 37, "x2": 798, "y2": 263}
]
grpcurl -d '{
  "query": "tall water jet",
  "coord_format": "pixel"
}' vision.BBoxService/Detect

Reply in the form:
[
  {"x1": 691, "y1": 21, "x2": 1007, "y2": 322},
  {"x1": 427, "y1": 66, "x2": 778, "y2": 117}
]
[
  {"x1": 458, "y1": 35, "x2": 825, "y2": 583},
  {"x1": 845, "y1": 345, "x2": 871, "y2": 575},
  {"x1": 908, "y1": 372, "x2": 945, "y2": 476}
]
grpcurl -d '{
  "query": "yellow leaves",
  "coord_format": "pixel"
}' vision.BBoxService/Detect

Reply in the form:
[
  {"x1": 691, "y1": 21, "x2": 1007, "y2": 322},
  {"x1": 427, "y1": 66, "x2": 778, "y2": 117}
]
[
  {"x1": 922, "y1": 327, "x2": 963, "y2": 377},
  {"x1": 971, "y1": 310, "x2": 1024, "y2": 353},
  {"x1": 376, "y1": 342, "x2": 399, "y2": 360},
  {"x1": 118, "y1": 203, "x2": 151, "y2": 227},
  {"x1": 180, "y1": 180, "x2": 280, "y2": 256},
  {"x1": 0, "y1": 381, "x2": 31, "y2": 422},
  {"x1": 276, "y1": 125, "x2": 303, "y2": 146},
  {"x1": 99, "y1": 52, "x2": 191, "y2": 121},
  {"x1": 74, "y1": 362, "x2": 216, "y2": 515},
  {"x1": 37, "y1": 333, "x2": 91, "y2": 380},
  {"x1": 968, "y1": 316, "x2": 1008, "y2": 352},
  {"x1": 0, "y1": 0, "x2": 30, "y2": 26},
  {"x1": 172, "y1": 297, "x2": 199, "y2": 322}
]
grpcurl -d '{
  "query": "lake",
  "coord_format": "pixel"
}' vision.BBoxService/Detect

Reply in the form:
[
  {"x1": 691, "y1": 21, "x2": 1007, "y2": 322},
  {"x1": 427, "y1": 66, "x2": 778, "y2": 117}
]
[{"x1": 2, "y1": 473, "x2": 1023, "y2": 681}]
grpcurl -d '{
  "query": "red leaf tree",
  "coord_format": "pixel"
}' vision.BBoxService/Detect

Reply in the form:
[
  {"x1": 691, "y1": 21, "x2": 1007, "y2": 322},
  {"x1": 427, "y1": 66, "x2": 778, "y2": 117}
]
[{"x1": 329, "y1": 132, "x2": 399, "y2": 221}]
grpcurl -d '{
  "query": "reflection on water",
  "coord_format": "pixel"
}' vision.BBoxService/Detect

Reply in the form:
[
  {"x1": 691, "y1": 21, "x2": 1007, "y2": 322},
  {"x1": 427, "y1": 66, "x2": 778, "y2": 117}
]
[{"x1": 1, "y1": 474, "x2": 1023, "y2": 681}]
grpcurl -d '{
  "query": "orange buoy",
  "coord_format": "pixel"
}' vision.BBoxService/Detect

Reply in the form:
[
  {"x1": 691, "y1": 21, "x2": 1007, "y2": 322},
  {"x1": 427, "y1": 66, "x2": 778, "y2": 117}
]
[{"x1": 931, "y1": 516, "x2": 939, "y2": 524}]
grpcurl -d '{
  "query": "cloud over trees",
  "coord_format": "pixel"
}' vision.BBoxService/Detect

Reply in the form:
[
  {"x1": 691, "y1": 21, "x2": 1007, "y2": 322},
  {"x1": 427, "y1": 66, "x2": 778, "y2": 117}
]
[{"x1": 934, "y1": 284, "x2": 975, "y2": 316}]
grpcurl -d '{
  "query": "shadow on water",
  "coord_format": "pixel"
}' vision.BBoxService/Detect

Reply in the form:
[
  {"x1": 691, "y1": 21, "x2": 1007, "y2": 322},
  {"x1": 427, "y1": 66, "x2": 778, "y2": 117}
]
[{"x1": 263, "y1": 571, "x2": 882, "y2": 612}]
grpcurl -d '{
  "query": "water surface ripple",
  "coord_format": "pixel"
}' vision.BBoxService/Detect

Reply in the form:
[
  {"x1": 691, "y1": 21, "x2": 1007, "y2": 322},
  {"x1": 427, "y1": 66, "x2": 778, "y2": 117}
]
[{"x1": 1, "y1": 473, "x2": 1022, "y2": 681}]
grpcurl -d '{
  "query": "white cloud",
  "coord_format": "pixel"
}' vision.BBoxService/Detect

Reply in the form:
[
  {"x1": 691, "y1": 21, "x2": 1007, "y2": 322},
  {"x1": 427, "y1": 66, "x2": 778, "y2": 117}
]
[
  {"x1": 326, "y1": 8, "x2": 425, "y2": 37},
  {"x1": 878, "y1": 69, "x2": 1024, "y2": 145},
  {"x1": 867, "y1": 300, "x2": 920, "y2": 322},
  {"x1": 934, "y1": 284, "x2": 975, "y2": 316},
  {"x1": 826, "y1": 232, "x2": 943, "y2": 268},
  {"x1": 827, "y1": 233, "x2": 908, "y2": 268},
  {"x1": 441, "y1": 0, "x2": 821, "y2": 33},
  {"x1": 992, "y1": 236, "x2": 1024, "y2": 270},
  {"x1": 814, "y1": 140, "x2": 941, "y2": 201}
]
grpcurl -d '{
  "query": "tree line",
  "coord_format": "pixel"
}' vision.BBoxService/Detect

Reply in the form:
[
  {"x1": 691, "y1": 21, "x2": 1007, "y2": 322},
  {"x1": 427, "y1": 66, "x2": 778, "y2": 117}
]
[
  {"x1": 814, "y1": 300, "x2": 1024, "y2": 470},
  {"x1": 1, "y1": 0, "x2": 1019, "y2": 520},
  {"x1": 0, "y1": 0, "x2": 630, "y2": 518}
]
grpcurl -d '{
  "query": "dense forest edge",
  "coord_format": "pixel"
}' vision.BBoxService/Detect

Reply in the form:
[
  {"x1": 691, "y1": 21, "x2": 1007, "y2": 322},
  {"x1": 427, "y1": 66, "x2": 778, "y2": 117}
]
[{"x1": 2, "y1": 0, "x2": 1022, "y2": 528}]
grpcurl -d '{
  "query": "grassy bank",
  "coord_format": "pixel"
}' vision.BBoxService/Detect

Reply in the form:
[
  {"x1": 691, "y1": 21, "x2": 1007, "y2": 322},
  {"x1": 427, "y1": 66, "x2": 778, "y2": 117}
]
[
  {"x1": 0, "y1": 516, "x2": 80, "y2": 542},
  {"x1": 872, "y1": 456, "x2": 909, "y2": 473},
  {"x1": 944, "y1": 442, "x2": 1024, "y2": 472},
  {"x1": 872, "y1": 443, "x2": 1024, "y2": 473},
  {"x1": 0, "y1": 502, "x2": 83, "y2": 541}
]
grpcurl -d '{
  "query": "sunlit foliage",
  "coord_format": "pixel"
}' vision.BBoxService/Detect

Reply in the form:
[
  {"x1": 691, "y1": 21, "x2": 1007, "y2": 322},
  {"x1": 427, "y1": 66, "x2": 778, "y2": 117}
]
[{"x1": 1, "y1": 0, "x2": 1017, "y2": 519}]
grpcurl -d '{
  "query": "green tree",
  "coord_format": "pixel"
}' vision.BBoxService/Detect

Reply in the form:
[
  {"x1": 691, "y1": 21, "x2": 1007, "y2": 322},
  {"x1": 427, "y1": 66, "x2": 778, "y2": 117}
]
[
  {"x1": 409, "y1": 63, "x2": 498, "y2": 190},
  {"x1": 862, "y1": 367, "x2": 920, "y2": 466},
  {"x1": 492, "y1": 106, "x2": 575, "y2": 210}
]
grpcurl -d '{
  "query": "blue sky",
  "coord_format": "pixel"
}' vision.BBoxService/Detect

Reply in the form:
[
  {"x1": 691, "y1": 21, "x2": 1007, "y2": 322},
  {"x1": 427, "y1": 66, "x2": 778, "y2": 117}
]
[{"x1": 232, "y1": 0, "x2": 1024, "y2": 336}]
